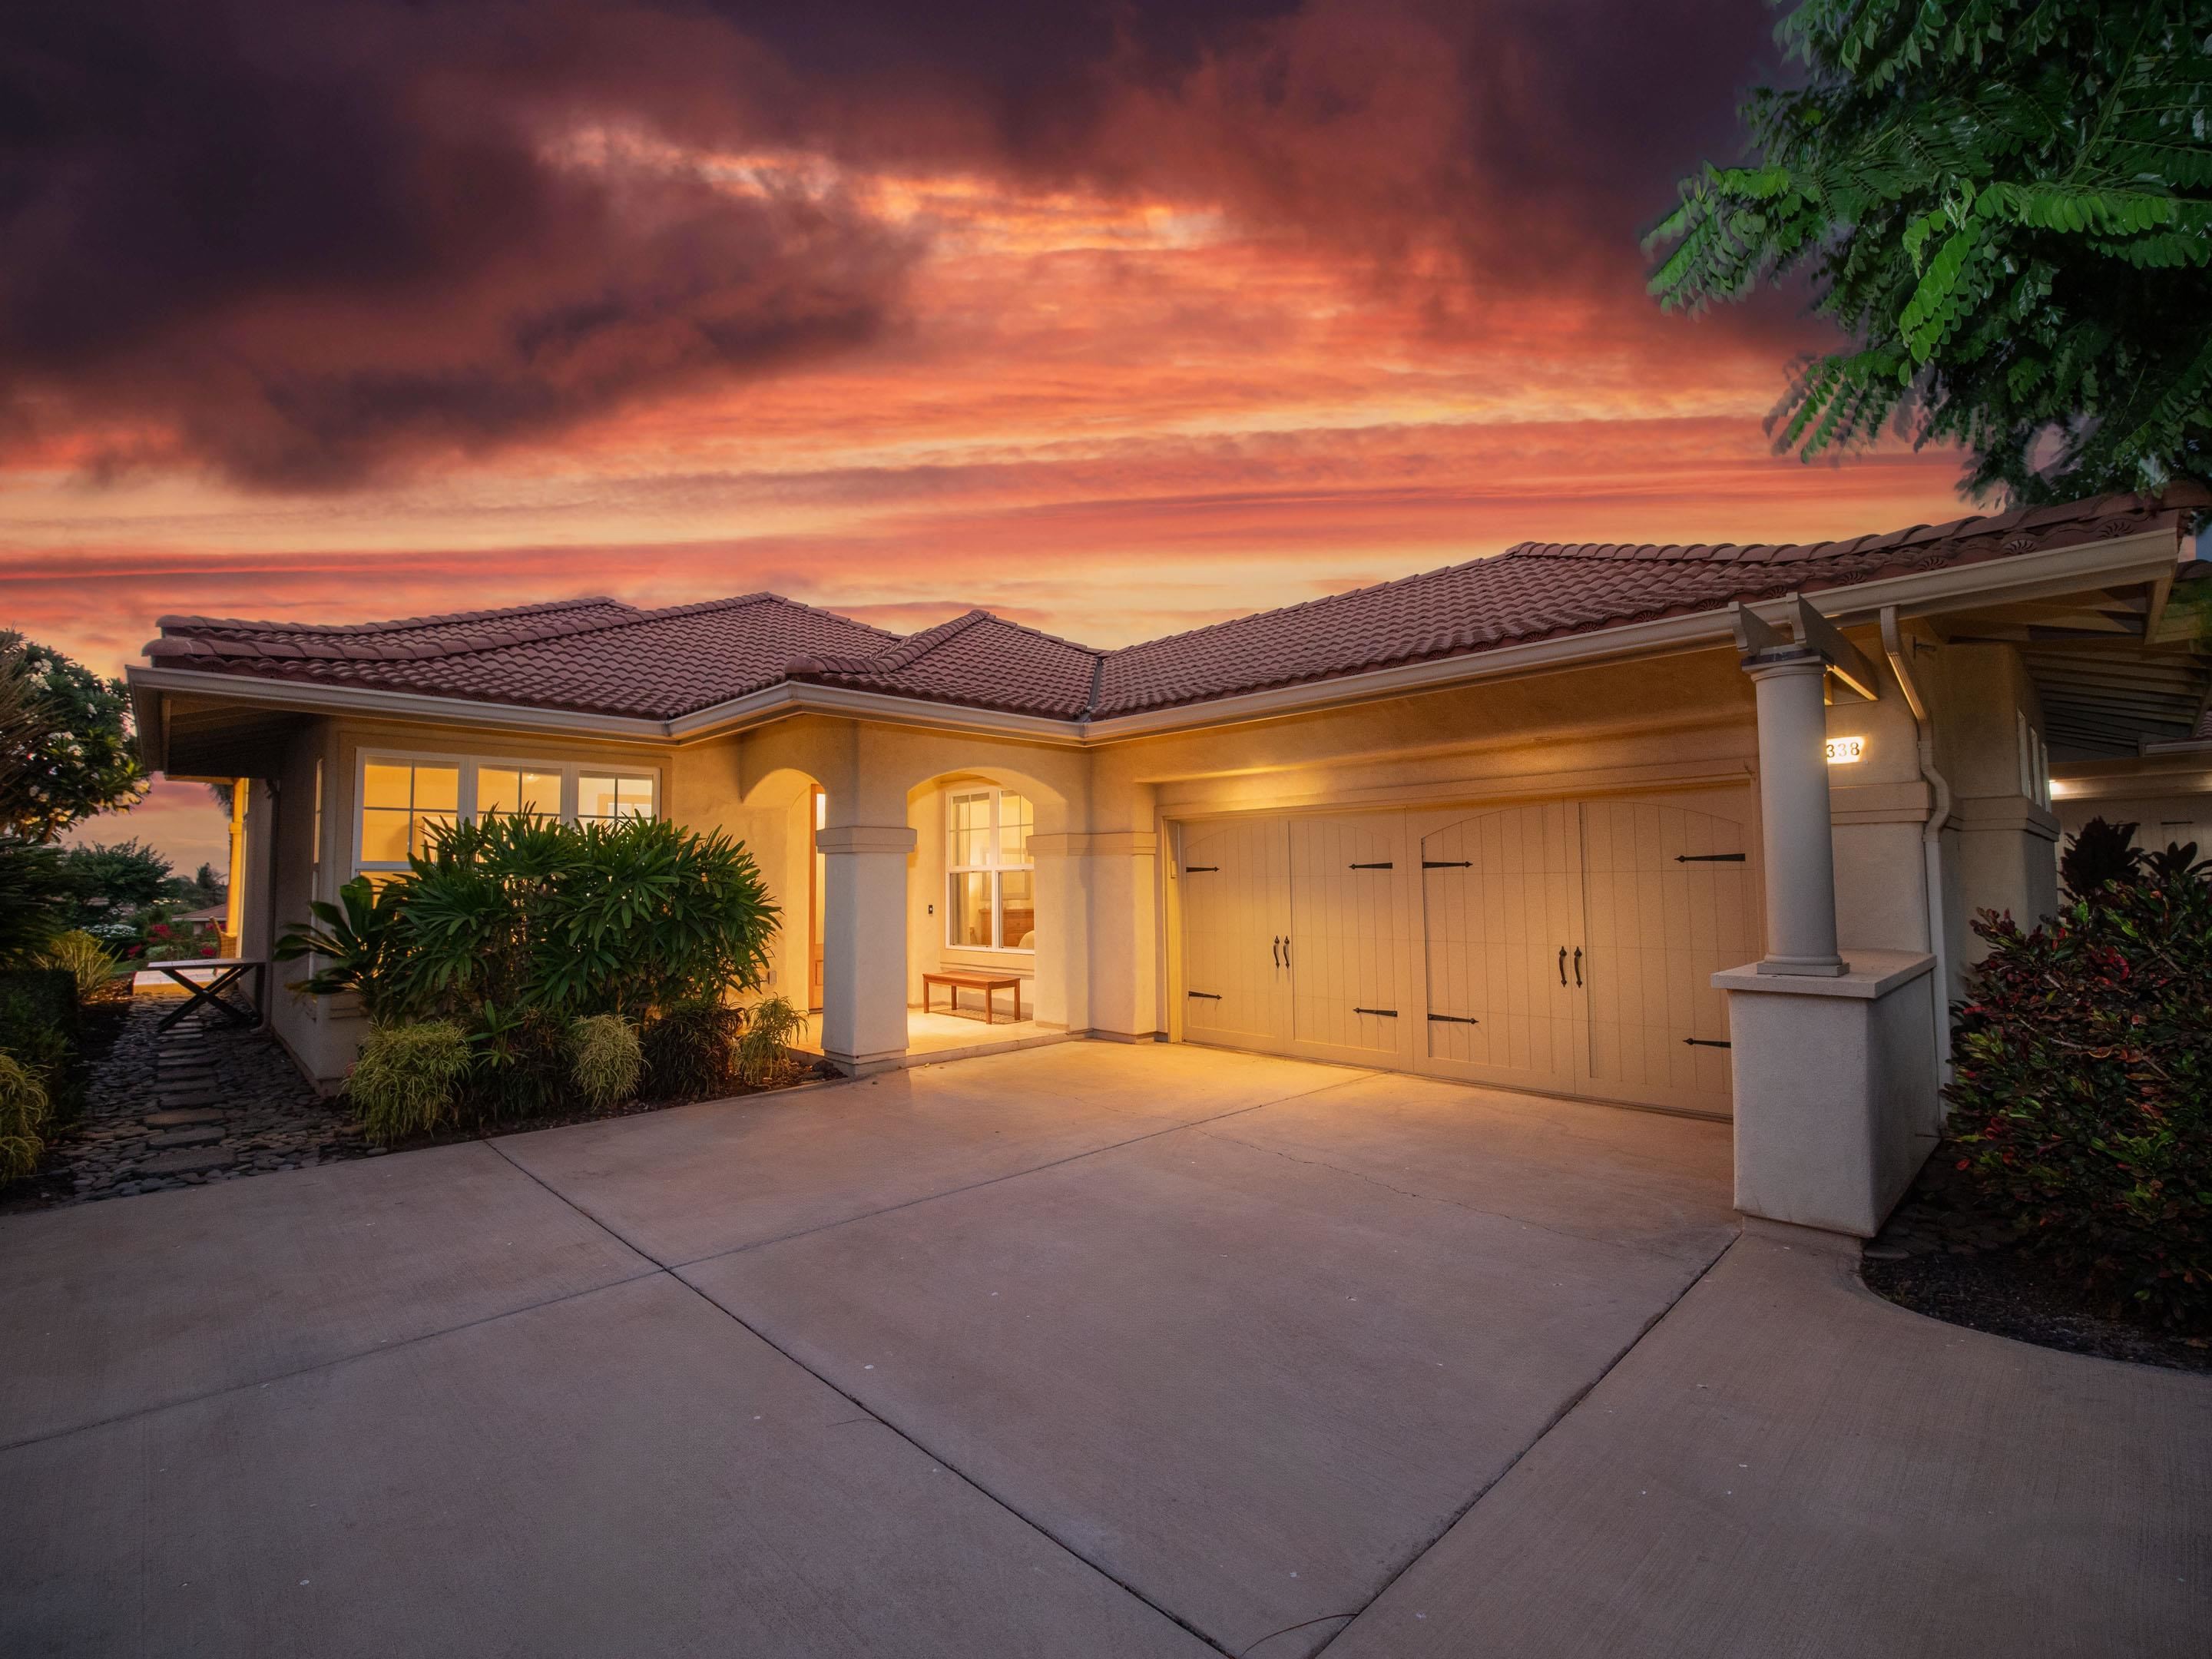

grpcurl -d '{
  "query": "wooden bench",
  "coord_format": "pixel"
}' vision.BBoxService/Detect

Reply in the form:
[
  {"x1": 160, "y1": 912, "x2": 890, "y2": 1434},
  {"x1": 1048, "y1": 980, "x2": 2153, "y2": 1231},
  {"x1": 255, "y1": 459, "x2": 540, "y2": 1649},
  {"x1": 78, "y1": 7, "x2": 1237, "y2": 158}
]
[
  {"x1": 143, "y1": 959, "x2": 267, "y2": 1031},
  {"x1": 922, "y1": 971, "x2": 1024, "y2": 1025}
]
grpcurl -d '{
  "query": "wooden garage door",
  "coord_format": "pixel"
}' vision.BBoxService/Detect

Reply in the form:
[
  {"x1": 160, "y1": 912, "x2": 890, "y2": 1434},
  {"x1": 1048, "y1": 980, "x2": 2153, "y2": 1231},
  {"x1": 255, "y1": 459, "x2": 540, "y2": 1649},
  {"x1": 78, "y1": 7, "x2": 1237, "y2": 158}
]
[
  {"x1": 1178, "y1": 791, "x2": 1751, "y2": 1117},
  {"x1": 1417, "y1": 802, "x2": 1584, "y2": 1094},
  {"x1": 1287, "y1": 814, "x2": 1415, "y2": 1065},
  {"x1": 1177, "y1": 817, "x2": 1291, "y2": 1048}
]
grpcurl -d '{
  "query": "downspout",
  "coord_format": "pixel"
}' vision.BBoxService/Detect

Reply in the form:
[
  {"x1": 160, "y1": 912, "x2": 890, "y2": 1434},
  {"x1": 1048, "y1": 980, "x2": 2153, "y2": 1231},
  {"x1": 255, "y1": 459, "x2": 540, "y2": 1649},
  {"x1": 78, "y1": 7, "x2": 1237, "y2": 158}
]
[{"x1": 1881, "y1": 607, "x2": 1953, "y2": 1096}]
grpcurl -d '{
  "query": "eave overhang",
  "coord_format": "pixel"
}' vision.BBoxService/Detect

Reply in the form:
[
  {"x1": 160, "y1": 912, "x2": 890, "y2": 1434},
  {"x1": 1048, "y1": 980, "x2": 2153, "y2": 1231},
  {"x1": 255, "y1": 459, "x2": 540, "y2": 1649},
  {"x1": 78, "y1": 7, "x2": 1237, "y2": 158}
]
[{"x1": 125, "y1": 525, "x2": 2189, "y2": 763}]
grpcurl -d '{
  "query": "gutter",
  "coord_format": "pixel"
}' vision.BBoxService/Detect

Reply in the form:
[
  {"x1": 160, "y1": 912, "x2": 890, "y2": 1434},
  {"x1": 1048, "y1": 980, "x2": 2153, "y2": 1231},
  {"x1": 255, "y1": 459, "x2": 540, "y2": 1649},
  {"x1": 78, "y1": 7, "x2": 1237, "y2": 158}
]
[{"x1": 1882, "y1": 605, "x2": 1955, "y2": 1098}]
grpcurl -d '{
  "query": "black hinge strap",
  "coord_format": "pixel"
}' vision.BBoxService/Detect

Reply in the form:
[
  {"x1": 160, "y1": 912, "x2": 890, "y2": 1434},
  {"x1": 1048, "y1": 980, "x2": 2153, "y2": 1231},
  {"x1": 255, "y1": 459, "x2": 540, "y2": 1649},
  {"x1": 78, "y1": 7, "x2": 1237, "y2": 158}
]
[
  {"x1": 1675, "y1": 853, "x2": 1747, "y2": 863},
  {"x1": 1187, "y1": 991, "x2": 1222, "y2": 1001},
  {"x1": 1353, "y1": 1006, "x2": 1399, "y2": 1017},
  {"x1": 1682, "y1": 1037, "x2": 1732, "y2": 1048},
  {"x1": 1348, "y1": 861, "x2": 1393, "y2": 869},
  {"x1": 1427, "y1": 1013, "x2": 1480, "y2": 1025},
  {"x1": 1184, "y1": 865, "x2": 1219, "y2": 873},
  {"x1": 1422, "y1": 859, "x2": 1472, "y2": 869}
]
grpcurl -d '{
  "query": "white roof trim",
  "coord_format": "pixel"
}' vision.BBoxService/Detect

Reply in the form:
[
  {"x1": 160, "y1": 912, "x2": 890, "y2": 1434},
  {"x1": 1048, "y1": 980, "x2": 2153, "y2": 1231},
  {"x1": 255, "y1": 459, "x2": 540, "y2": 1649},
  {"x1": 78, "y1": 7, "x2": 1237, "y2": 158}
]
[{"x1": 128, "y1": 525, "x2": 2185, "y2": 758}]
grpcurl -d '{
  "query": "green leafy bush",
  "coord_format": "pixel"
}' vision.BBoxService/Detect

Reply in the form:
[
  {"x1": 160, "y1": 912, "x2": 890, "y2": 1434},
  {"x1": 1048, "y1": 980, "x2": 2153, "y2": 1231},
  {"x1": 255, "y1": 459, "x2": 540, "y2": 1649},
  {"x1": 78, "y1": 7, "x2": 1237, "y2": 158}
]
[
  {"x1": 41, "y1": 930, "x2": 118, "y2": 1002},
  {"x1": 0, "y1": 1051, "x2": 48, "y2": 1181},
  {"x1": 641, "y1": 1002, "x2": 742, "y2": 1101},
  {"x1": 735, "y1": 995, "x2": 810, "y2": 1088},
  {"x1": 278, "y1": 814, "x2": 780, "y2": 1127},
  {"x1": 348, "y1": 1022, "x2": 474, "y2": 1146},
  {"x1": 0, "y1": 839, "x2": 65, "y2": 965},
  {"x1": 1947, "y1": 860, "x2": 2212, "y2": 1329},
  {"x1": 0, "y1": 967, "x2": 81, "y2": 1126},
  {"x1": 571, "y1": 1015, "x2": 643, "y2": 1108}
]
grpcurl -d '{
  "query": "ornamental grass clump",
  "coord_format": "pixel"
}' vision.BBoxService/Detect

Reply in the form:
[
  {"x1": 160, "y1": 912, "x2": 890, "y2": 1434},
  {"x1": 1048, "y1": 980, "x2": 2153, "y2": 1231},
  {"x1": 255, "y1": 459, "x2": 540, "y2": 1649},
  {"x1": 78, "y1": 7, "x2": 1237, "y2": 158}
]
[
  {"x1": 1945, "y1": 823, "x2": 2212, "y2": 1330},
  {"x1": 0, "y1": 1051, "x2": 48, "y2": 1182},
  {"x1": 349, "y1": 1021, "x2": 473, "y2": 1146},
  {"x1": 570, "y1": 1014, "x2": 643, "y2": 1109},
  {"x1": 735, "y1": 995, "x2": 810, "y2": 1088},
  {"x1": 41, "y1": 930, "x2": 118, "y2": 1003}
]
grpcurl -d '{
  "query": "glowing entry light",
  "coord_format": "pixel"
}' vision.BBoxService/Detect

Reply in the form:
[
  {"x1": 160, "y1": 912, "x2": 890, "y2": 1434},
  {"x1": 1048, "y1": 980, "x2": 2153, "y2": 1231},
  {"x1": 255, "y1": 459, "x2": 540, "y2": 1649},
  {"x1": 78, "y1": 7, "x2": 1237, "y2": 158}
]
[{"x1": 1825, "y1": 736, "x2": 1866, "y2": 764}]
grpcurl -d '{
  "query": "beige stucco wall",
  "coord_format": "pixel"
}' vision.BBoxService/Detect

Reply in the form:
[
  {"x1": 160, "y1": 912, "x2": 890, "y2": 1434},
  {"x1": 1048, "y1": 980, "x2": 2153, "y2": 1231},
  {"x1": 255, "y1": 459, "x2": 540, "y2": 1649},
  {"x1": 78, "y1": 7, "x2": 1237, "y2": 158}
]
[{"x1": 208, "y1": 624, "x2": 2066, "y2": 1081}]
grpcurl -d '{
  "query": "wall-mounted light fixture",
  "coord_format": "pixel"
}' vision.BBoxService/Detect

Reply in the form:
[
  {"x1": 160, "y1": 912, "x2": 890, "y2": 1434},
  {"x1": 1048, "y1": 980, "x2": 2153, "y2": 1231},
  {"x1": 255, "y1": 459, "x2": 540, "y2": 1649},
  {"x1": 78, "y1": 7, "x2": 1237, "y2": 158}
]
[{"x1": 1825, "y1": 735, "x2": 1866, "y2": 764}]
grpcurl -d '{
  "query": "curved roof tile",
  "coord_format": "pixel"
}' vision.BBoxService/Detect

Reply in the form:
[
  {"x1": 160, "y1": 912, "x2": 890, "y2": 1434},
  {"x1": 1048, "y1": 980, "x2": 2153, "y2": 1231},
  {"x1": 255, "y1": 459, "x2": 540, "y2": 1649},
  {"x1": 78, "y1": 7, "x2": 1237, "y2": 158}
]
[{"x1": 144, "y1": 488, "x2": 2202, "y2": 724}]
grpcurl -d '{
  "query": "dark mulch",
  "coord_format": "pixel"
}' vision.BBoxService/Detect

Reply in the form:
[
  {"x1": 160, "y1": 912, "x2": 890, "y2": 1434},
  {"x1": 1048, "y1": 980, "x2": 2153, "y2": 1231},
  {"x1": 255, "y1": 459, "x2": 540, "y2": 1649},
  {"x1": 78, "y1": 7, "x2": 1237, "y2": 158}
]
[{"x1": 1862, "y1": 1159, "x2": 2211, "y2": 1374}]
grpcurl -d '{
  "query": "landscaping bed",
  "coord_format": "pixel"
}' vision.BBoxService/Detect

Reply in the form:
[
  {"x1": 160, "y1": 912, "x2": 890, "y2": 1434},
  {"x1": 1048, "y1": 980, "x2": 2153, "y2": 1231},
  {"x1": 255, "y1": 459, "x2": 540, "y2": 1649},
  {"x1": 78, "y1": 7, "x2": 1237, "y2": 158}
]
[{"x1": 1863, "y1": 1159, "x2": 2212, "y2": 1374}]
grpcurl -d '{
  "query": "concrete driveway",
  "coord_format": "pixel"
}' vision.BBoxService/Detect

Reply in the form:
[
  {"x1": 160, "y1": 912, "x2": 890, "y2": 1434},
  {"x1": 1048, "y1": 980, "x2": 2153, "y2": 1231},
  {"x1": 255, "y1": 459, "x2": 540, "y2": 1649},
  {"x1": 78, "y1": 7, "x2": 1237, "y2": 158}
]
[{"x1": 2, "y1": 1043, "x2": 2204, "y2": 1657}]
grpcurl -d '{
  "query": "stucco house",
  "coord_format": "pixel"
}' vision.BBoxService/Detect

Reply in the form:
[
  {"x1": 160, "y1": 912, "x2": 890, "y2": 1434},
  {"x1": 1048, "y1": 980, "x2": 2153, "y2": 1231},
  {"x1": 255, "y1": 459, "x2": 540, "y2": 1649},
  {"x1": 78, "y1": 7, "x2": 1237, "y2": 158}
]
[{"x1": 125, "y1": 487, "x2": 2209, "y2": 1240}]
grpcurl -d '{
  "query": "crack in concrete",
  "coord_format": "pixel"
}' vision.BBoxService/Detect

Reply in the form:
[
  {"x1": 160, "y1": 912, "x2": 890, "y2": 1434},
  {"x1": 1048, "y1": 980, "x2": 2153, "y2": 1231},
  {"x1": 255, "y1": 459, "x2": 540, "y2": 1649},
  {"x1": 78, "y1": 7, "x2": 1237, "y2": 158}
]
[
  {"x1": 1303, "y1": 1230, "x2": 1742, "y2": 1657},
  {"x1": 1237, "y1": 1611, "x2": 1356, "y2": 1657}
]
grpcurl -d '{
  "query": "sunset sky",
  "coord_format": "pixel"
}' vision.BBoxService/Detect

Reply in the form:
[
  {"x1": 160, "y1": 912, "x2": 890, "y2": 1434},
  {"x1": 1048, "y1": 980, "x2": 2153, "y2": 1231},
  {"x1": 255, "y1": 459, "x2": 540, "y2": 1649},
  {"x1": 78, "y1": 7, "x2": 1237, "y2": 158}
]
[{"x1": 5, "y1": 0, "x2": 1975, "y2": 873}]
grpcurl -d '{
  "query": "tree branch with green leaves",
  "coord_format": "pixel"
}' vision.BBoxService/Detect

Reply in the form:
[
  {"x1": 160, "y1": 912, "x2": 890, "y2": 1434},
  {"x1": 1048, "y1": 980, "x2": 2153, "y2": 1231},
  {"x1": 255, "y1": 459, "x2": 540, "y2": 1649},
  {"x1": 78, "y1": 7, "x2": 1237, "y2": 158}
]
[{"x1": 1647, "y1": 0, "x2": 2212, "y2": 502}]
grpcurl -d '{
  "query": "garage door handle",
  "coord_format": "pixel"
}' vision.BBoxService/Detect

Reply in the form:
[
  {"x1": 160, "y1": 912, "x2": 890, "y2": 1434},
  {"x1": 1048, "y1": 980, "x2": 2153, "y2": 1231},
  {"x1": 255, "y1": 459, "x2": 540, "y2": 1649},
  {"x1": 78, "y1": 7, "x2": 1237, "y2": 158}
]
[
  {"x1": 1184, "y1": 865, "x2": 1219, "y2": 873},
  {"x1": 1427, "y1": 1013, "x2": 1479, "y2": 1025},
  {"x1": 1187, "y1": 991, "x2": 1221, "y2": 1001},
  {"x1": 1422, "y1": 859, "x2": 1471, "y2": 869},
  {"x1": 1353, "y1": 1007, "x2": 1398, "y2": 1018},
  {"x1": 1683, "y1": 1037, "x2": 1731, "y2": 1048},
  {"x1": 1558, "y1": 947, "x2": 1567, "y2": 985},
  {"x1": 1675, "y1": 853, "x2": 1746, "y2": 863},
  {"x1": 1349, "y1": 861, "x2": 1393, "y2": 869}
]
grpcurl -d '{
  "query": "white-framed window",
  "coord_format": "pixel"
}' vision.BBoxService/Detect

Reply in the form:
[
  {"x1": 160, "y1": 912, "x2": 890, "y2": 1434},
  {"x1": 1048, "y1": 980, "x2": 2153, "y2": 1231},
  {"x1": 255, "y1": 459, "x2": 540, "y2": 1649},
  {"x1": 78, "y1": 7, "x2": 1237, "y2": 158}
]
[
  {"x1": 352, "y1": 752, "x2": 659, "y2": 879},
  {"x1": 945, "y1": 786, "x2": 1035, "y2": 952}
]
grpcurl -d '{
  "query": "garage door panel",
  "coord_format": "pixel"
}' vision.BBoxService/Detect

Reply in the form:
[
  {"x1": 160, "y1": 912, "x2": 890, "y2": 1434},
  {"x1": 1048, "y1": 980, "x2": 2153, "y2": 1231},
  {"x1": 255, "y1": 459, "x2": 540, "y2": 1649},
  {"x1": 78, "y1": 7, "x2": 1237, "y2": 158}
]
[
  {"x1": 1179, "y1": 820, "x2": 1290, "y2": 1048},
  {"x1": 1419, "y1": 803, "x2": 1581, "y2": 1091},
  {"x1": 1574, "y1": 796, "x2": 1752, "y2": 1117},
  {"x1": 1288, "y1": 814, "x2": 1412, "y2": 1065}
]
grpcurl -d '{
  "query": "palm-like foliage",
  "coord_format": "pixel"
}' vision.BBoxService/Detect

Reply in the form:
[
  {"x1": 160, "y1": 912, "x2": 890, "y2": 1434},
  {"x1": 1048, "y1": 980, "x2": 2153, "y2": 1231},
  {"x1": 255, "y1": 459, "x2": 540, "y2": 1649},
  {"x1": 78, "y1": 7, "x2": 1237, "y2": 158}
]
[
  {"x1": 277, "y1": 812, "x2": 777, "y2": 1031},
  {"x1": 1648, "y1": 0, "x2": 2212, "y2": 502}
]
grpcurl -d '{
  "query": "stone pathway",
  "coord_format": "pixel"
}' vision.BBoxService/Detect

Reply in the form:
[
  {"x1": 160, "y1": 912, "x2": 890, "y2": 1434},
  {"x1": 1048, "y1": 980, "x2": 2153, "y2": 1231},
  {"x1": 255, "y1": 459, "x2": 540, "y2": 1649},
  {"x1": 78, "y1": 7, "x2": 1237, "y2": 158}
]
[{"x1": 42, "y1": 996, "x2": 367, "y2": 1204}]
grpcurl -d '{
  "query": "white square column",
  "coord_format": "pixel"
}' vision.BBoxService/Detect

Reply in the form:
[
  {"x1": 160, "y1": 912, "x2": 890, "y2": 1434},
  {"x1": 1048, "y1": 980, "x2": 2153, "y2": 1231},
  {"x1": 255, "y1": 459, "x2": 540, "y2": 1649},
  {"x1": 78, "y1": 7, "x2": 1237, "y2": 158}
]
[
  {"x1": 817, "y1": 823, "x2": 915, "y2": 1074},
  {"x1": 1723, "y1": 616, "x2": 1938, "y2": 1237}
]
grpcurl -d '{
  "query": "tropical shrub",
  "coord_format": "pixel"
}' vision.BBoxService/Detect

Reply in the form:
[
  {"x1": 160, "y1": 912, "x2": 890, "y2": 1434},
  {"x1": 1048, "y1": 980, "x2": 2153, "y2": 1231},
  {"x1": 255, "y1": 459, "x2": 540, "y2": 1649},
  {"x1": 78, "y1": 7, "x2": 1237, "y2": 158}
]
[
  {"x1": 571, "y1": 1015, "x2": 643, "y2": 1108},
  {"x1": 735, "y1": 995, "x2": 810, "y2": 1088},
  {"x1": 348, "y1": 1022, "x2": 474, "y2": 1145},
  {"x1": 0, "y1": 1051, "x2": 48, "y2": 1182},
  {"x1": 1946, "y1": 855, "x2": 2212, "y2": 1328},
  {"x1": 2058, "y1": 816, "x2": 2145, "y2": 904},
  {"x1": 41, "y1": 930, "x2": 118, "y2": 1002},
  {"x1": 0, "y1": 838, "x2": 65, "y2": 965},
  {"x1": 641, "y1": 1001, "x2": 742, "y2": 1101},
  {"x1": 280, "y1": 814, "x2": 781, "y2": 1128}
]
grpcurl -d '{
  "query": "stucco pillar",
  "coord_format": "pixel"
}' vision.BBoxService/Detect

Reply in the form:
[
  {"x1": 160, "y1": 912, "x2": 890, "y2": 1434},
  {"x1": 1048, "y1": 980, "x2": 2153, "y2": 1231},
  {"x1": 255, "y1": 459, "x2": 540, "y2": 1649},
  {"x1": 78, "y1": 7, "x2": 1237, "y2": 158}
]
[
  {"x1": 817, "y1": 823, "x2": 914, "y2": 1073},
  {"x1": 1748, "y1": 653, "x2": 1845, "y2": 975}
]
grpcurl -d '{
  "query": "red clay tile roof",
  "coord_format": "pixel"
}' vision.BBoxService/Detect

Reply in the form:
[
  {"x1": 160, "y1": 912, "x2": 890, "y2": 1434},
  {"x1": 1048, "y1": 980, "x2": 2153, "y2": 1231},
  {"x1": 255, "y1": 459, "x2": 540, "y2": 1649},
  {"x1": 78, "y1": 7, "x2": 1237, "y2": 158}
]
[{"x1": 144, "y1": 488, "x2": 2203, "y2": 725}]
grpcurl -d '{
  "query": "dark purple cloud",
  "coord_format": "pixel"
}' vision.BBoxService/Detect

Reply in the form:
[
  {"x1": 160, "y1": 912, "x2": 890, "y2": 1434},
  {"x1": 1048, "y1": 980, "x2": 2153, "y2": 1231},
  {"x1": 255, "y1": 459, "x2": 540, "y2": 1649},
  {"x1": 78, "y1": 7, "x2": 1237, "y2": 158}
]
[{"x1": 0, "y1": 0, "x2": 1787, "y2": 488}]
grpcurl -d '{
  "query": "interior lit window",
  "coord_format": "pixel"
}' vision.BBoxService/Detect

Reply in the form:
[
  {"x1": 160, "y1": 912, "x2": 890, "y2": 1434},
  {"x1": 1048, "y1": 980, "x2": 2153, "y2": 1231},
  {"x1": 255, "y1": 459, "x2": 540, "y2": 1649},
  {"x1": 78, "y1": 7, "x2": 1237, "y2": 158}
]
[
  {"x1": 577, "y1": 773, "x2": 656, "y2": 823},
  {"x1": 945, "y1": 786, "x2": 1035, "y2": 952},
  {"x1": 359, "y1": 761, "x2": 459, "y2": 867},
  {"x1": 353, "y1": 756, "x2": 658, "y2": 879},
  {"x1": 477, "y1": 767, "x2": 563, "y2": 822}
]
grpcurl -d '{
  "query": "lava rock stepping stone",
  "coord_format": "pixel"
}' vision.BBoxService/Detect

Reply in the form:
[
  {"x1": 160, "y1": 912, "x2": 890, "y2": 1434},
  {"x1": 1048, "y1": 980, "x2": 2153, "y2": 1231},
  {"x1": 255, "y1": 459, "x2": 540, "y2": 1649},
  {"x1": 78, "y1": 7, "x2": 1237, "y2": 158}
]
[
  {"x1": 144, "y1": 1108, "x2": 227, "y2": 1129},
  {"x1": 147, "y1": 1125, "x2": 225, "y2": 1150},
  {"x1": 134, "y1": 1147, "x2": 234, "y2": 1177}
]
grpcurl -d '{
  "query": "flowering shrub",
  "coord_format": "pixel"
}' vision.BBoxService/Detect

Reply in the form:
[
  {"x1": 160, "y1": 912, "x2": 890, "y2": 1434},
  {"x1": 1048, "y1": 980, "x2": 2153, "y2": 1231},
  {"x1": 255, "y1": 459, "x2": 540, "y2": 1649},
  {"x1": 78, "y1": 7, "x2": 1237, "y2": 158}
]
[{"x1": 1947, "y1": 853, "x2": 2212, "y2": 1329}]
